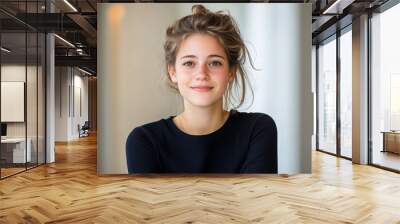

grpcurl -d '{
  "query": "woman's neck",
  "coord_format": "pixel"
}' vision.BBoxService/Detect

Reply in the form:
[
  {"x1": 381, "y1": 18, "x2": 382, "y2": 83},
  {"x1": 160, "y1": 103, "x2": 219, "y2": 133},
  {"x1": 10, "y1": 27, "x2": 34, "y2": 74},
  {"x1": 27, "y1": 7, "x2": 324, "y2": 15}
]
[{"x1": 173, "y1": 101, "x2": 230, "y2": 135}]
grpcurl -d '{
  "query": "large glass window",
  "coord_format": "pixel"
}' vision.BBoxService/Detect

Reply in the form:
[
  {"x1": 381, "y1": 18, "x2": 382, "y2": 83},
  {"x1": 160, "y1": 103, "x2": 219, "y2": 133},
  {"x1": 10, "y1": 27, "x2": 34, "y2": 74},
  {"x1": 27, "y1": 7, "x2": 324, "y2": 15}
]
[
  {"x1": 371, "y1": 3, "x2": 400, "y2": 171},
  {"x1": 0, "y1": 1, "x2": 46, "y2": 179},
  {"x1": 318, "y1": 36, "x2": 337, "y2": 154},
  {"x1": 340, "y1": 28, "x2": 352, "y2": 158}
]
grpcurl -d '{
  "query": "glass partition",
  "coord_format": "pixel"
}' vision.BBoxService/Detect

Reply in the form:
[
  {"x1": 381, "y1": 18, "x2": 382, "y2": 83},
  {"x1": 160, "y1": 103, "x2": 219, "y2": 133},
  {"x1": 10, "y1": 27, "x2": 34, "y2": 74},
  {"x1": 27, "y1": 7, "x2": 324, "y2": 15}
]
[
  {"x1": 317, "y1": 36, "x2": 337, "y2": 155},
  {"x1": 0, "y1": 1, "x2": 46, "y2": 179},
  {"x1": 0, "y1": 31, "x2": 28, "y2": 177}
]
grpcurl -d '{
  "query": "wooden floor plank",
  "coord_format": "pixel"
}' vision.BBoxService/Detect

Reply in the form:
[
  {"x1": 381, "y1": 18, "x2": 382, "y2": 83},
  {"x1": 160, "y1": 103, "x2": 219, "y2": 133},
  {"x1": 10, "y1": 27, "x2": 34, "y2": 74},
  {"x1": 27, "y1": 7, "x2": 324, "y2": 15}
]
[{"x1": 0, "y1": 134, "x2": 400, "y2": 223}]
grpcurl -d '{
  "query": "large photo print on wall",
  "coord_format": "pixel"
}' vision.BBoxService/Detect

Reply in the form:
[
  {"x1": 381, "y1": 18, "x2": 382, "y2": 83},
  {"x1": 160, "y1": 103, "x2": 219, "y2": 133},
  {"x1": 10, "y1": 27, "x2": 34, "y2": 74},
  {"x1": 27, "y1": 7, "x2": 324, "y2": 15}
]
[{"x1": 98, "y1": 3, "x2": 312, "y2": 174}]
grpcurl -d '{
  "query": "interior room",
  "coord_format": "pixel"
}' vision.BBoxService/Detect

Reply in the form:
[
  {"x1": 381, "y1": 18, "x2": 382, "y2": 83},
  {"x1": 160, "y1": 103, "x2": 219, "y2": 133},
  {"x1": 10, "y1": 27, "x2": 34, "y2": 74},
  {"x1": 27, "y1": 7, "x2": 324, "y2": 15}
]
[{"x1": 0, "y1": 0, "x2": 399, "y2": 223}]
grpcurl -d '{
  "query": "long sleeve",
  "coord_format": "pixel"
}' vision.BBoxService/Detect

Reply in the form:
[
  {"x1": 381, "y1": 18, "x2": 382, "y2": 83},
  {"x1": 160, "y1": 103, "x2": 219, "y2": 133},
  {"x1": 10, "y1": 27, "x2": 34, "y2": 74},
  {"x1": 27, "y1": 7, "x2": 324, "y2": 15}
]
[
  {"x1": 126, "y1": 127, "x2": 161, "y2": 173},
  {"x1": 239, "y1": 114, "x2": 278, "y2": 173}
]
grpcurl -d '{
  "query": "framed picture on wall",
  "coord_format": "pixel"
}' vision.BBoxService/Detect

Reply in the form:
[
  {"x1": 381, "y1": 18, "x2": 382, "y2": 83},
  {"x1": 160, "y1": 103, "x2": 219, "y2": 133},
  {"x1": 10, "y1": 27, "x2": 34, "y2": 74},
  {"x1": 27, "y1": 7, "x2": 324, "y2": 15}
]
[{"x1": 1, "y1": 81, "x2": 25, "y2": 122}]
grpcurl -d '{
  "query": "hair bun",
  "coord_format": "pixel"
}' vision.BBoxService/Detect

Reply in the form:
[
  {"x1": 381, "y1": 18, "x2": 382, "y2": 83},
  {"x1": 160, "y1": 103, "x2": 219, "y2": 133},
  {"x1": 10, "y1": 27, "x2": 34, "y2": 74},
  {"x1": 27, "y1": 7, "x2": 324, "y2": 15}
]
[{"x1": 192, "y1": 5, "x2": 209, "y2": 15}]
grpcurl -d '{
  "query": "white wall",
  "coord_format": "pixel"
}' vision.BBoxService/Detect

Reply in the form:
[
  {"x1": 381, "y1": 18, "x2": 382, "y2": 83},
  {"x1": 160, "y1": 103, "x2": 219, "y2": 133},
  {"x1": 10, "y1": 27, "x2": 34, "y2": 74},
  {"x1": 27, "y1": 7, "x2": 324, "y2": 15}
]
[
  {"x1": 72, "y1": 72, "x2": 89, "y2": 138},
  {"x1": 98, "y1": 3, "x2": 183, "y2": 174},
  {"x1": 237, "y1": 4, "x2": 312, "y2": 174},
  {"x1": 55, "y1": 67, "x2": 89, "y2": 141},
  {"x1": 1, "y1": 65, "x2": 39, "y2": 137},
  {"x1": 55, "y1": 67, "x2": 69, "y2": 141},
  {"x1": 98, "y1": 3, "x2": 312, "y2": 174}
]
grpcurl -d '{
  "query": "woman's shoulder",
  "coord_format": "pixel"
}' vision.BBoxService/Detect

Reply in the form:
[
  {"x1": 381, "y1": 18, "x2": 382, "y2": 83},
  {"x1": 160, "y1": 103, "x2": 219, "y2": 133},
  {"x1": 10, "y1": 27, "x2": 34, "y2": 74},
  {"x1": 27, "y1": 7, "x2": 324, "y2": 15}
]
[
  {"x1": 233, "y1": 110, "x2": 276, "y2": 125},
  {"x1": 231, "y1": 110, "x2": 277, "y2": 135},
  {"x1": 127, "y1": 118, "x2": 169, "y2": 141}
]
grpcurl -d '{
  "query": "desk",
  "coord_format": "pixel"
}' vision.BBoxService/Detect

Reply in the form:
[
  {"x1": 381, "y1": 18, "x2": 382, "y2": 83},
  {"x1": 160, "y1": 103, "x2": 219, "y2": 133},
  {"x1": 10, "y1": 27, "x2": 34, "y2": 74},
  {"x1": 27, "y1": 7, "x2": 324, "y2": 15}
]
[
  {"x1": 381, "y1": 131, "x2": 400, "y2": 154},
  {"x1": 1, "y1": 138, "x2": 31, "y2": 163}
]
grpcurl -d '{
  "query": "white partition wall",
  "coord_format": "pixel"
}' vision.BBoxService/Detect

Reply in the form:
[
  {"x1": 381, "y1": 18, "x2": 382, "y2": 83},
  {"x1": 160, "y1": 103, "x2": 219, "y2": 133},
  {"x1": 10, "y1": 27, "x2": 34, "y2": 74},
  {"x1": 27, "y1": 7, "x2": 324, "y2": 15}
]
[
  {"x1": 54, "y1": 67, "x2": 89, "y2": 141},
  {"x1": 98, "y1": 3, "x2": 312, "y2": 174}
]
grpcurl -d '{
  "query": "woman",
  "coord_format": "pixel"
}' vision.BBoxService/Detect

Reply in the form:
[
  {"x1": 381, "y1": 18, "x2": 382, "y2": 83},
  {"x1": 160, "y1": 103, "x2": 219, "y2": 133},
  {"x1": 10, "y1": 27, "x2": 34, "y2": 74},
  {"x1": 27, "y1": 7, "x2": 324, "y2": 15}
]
[{"x1": 126, "y1": 5, "x2": 277, "y2": 173}]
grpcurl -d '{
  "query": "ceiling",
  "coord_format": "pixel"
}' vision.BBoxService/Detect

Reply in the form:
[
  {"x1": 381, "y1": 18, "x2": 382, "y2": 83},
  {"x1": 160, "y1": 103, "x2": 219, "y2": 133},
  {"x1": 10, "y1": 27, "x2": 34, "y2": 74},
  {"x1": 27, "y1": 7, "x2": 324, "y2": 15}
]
[{"x1": 0, "y1": 0, "x2": 393, "y2": 75}]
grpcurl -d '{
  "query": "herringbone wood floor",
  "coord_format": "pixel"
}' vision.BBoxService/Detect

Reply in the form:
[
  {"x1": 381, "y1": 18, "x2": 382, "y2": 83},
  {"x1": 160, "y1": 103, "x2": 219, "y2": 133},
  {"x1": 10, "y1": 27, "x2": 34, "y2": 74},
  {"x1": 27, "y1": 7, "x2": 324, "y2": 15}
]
[{"x1": 0, "y1": 134, "x2": 400, "y2": 223}]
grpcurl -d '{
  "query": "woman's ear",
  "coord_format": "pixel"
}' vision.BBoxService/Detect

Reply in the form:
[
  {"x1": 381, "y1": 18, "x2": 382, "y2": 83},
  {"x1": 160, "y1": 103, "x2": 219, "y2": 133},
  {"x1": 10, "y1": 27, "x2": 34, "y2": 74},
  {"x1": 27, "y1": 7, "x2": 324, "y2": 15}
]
[
  {"x1": 229, "y1": 66, "x2": 237, "y2": 82},
  {"x1": 229, "y1": 74, "x2": 234, "y2": 82},
  {"x1": 168, "y1": 64, "x2": 177, "y2": 83}
]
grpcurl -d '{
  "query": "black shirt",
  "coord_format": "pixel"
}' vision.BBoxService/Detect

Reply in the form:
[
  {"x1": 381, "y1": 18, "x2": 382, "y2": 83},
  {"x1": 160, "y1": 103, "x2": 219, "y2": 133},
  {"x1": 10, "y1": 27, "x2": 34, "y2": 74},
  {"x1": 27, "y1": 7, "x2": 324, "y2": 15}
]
[{"x1": 126, "y1": 110, "x2": 277, "y2": 173}]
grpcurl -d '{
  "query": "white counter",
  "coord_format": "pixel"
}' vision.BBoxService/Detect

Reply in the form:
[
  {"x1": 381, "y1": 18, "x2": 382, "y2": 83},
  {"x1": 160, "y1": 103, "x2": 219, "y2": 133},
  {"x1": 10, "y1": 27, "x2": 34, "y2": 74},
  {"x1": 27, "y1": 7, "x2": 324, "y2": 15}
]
[{"x1": 1, "y1": 138, "x2": 32, "y2": 163}]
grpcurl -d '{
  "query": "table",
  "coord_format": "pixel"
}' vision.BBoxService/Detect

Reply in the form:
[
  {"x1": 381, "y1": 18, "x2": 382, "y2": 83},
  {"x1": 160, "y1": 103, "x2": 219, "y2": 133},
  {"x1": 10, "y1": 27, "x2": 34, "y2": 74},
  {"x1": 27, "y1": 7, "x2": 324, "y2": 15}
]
[
  {"x1": 1, "y1": 138, "x2": 32, "y2": 163},
  {"x1": 381, "y1": 131, "x2": 400, "y2": 154}
]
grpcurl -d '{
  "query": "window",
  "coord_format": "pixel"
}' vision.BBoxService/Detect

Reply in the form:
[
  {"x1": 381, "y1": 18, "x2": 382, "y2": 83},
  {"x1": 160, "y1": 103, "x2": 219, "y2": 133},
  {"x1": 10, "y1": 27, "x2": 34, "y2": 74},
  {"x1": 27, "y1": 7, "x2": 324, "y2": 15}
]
[
  {"x1": 318, "y1": 36, "x2": 337, "y2": 155},
  {"x1": 371, "y1": 2, "x2": 400, "y2": 171},
  {"x1": 340, "y1": 29, "x2": 352, "y2": 158}
]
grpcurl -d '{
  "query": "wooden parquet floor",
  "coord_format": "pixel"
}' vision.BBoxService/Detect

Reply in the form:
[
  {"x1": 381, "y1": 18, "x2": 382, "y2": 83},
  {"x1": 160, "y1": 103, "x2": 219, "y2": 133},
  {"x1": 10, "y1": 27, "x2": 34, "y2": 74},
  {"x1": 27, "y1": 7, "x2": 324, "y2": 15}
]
[{"x1": 1, "y1": 134, "x2": 400, "y2": 223}]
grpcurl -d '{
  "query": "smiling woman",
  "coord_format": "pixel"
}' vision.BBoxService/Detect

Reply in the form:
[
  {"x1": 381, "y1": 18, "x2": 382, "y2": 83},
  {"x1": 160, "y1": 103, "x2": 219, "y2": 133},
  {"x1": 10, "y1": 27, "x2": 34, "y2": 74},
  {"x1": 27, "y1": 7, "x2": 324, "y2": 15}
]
[
  {"x1": 169, "y1": 33, "x2": 232, "y2": 110},
  {"x1": 125, "y1": 4, "x2": 277, "y2": 174}
]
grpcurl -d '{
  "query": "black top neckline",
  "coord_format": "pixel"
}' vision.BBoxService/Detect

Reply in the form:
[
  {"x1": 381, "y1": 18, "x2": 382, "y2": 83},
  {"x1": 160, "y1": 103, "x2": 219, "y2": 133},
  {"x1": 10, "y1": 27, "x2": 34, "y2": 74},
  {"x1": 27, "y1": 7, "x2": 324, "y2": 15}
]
[{"x1": 166, "y1": 110, "x2": 237, "y2": 138}]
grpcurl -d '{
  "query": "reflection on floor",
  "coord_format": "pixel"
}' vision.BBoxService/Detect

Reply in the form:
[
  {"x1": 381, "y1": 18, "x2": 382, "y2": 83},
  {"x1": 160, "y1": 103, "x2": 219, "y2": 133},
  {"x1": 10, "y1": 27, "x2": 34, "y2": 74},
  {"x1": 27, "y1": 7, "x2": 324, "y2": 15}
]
[
  {"x1": 0, "y1": 163, "x2": 40, "y2": 178},
  {"x1": 373, "y1": 150, "x2": 400, "y2": 171},
  {"x1": 0, "y1": 167, "x2": 25, "y2": 178}
]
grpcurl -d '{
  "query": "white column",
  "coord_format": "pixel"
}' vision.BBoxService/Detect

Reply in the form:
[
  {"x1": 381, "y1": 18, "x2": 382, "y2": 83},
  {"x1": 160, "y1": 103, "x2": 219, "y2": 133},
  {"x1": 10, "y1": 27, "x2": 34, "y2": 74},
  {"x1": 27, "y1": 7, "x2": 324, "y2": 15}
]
[
  {"x1": 45, "y1": 1, "x2": 56, "y2": 163},
  {"x1": 352, "y1": 14, "x2": 369, "y2": 164},
  {"x1": 46, "y1": 33, "x2": 55, "y2": 163}
]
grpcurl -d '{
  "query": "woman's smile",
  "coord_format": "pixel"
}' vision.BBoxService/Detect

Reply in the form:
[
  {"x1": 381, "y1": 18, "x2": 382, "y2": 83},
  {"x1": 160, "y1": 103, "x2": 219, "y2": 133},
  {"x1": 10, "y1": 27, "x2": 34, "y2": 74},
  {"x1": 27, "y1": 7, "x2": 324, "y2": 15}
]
[{"x1": 190, "y1": 86, "x2": 214, "y2": 92}]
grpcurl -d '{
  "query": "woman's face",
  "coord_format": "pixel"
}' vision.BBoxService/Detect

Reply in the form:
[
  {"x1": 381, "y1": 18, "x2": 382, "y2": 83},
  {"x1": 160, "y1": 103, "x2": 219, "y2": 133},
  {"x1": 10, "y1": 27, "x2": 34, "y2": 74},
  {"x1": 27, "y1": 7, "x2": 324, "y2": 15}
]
[{"x1": 168, "y1": 33, "x2": 234, "y2": 108}]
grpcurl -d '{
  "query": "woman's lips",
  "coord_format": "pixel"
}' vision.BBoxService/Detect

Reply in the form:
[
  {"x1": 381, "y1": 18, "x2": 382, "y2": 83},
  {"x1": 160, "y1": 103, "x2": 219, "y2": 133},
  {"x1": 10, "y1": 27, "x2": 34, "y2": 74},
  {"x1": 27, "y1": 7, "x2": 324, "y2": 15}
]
[{"x1": 191, "y1": 86, "x2": 213, "y2": 92}]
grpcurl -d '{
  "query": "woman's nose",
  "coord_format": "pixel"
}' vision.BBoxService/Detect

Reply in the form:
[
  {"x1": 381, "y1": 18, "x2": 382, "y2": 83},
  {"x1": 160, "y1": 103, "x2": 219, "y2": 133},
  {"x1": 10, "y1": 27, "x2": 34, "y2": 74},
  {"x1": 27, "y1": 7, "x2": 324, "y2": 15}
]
[{"x1": 195, "y1": 63, "x2": 209, "y2": 80}]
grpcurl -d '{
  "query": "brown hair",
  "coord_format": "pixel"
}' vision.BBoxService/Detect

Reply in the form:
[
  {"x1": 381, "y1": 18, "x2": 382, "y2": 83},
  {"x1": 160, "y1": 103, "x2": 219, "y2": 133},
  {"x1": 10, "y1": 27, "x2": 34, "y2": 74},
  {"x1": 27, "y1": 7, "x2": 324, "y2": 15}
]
[{"x1": 164, "y1": 4, "x2": 256, "y2": 109}]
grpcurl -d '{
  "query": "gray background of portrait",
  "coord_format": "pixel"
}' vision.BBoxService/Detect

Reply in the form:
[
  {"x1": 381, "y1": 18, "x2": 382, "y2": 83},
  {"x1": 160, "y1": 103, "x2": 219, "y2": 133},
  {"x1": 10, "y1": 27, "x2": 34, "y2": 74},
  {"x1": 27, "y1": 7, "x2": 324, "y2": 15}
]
[{"x1": 97, "y1": 3, "x2": 312, "y2": 174}]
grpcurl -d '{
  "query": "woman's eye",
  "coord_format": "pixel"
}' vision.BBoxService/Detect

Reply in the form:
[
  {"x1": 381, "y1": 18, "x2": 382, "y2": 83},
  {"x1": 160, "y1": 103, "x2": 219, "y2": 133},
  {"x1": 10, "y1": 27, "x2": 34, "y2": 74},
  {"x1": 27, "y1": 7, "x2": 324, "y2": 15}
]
[
  {"x1": 210, "y1": 61, "x2": 222, "y2": 67},
  {"x1": 183, "y1": 61, "x2": 194, "y2": 67}
]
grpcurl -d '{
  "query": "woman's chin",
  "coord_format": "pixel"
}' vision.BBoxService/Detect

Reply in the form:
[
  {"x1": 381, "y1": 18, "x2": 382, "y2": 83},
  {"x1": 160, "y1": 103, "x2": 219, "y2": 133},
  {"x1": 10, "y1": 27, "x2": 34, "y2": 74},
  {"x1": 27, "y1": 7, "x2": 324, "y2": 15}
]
[{"x1": 185, "y1": 98, "x2": 220, "y2": 108}]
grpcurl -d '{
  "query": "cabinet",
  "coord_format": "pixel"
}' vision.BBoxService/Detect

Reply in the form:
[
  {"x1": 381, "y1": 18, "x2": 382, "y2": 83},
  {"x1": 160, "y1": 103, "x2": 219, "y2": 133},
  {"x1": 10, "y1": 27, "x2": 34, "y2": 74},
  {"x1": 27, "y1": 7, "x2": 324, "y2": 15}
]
[{"x1": 382, "y1": 131, "x2": 400, "y2": 154}]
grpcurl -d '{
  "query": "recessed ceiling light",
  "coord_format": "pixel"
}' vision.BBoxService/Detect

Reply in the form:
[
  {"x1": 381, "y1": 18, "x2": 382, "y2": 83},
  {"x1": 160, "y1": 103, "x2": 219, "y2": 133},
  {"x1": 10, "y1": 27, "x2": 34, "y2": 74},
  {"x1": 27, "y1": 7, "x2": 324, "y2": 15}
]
[
  {"x1": 322, "y1": 0, "x2": 351, "y2": 14},
  {"x1": 1, "y1": 47, "x2": 11, "y2": 53},
  {"x1": 54, "y1": 34, "x2": 75, "y2": 48},
  {"x1": 77, "y1": 67, "x2": 93, "y2": 76},
  {"x1": 63, "y1": 0, "x2": 78, "y2": 12}
]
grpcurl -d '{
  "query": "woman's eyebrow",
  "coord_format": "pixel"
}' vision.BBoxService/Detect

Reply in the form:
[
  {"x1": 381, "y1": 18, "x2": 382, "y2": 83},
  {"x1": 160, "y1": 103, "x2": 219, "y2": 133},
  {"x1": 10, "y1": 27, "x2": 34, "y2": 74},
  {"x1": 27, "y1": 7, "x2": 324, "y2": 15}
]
[
  {"x1": 179, "y1": 54, "x2": 225, "y2": 60},
  {"x1": 208, "y1": 54, "x2": 225, "y2": 60},
  {"x1": 180, "y1": 55, "x2": 197, "y2": 60}
]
